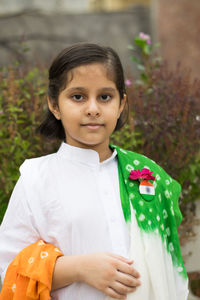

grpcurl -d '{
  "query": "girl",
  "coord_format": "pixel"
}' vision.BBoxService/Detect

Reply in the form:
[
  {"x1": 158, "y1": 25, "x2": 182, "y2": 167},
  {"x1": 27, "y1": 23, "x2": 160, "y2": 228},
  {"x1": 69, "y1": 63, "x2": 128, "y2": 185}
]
[{"x1": 0, "y1": 43, "x2": 189, "y2": 300}]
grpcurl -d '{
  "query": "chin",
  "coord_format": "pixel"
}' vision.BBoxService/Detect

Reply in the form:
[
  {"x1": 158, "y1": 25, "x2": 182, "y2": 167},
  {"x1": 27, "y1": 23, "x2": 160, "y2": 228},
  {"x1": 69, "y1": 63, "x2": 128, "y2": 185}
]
[
  {"x1": 82, "y1": 141, "x2": 102, "y2": 146},
  {"x1": 79, "y1": 139, "x2": 105, "y2": 147}
]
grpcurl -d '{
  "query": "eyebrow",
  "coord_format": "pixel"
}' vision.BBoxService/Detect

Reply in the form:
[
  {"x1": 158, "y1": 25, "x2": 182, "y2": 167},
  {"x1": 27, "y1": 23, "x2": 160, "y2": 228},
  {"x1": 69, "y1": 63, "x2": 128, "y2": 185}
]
[{"x1": 66, "y1": 87, "x2": 117, "y2": 93}]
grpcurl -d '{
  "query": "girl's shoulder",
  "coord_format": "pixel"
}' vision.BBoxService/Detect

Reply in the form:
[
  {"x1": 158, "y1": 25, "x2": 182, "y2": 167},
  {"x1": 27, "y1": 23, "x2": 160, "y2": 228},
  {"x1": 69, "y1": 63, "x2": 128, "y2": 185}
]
[
  {"x1": 112, "y1": 145, "x2": 182, "y2": 226},
  {"x1": 19, "y1": 152, "x2": 57, "y2": 181},
  {"x1": 111, "y1": 144, "x2": 181, "y2": 191},
  {"x1": 112, "y1": 144, "x2": 164, "y2": 172}
]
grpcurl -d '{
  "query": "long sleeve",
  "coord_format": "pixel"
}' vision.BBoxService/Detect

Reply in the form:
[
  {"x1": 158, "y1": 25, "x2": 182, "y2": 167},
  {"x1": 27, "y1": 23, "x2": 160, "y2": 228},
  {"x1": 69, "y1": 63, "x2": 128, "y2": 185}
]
[{"x1": 0, "y1": 175, "x2": 40, "y2": 283}]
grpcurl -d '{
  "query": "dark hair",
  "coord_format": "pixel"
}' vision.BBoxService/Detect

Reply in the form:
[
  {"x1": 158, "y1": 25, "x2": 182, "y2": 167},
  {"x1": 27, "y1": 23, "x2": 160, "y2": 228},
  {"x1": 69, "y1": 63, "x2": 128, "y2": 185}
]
[{"x1": 37, "y1": 42, "x2": 128, "y2": 140}]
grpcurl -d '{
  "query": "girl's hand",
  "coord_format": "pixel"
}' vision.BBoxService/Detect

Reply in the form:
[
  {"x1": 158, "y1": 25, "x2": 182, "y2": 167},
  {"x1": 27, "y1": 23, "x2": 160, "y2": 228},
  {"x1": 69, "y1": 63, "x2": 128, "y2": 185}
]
[{"x1": 78, "y1": 252, "x2": 141, "y2": 299}]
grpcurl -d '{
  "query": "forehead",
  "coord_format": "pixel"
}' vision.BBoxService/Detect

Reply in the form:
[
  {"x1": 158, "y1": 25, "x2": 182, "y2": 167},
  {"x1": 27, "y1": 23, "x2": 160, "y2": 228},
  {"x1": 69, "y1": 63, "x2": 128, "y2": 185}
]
[{"x1": 66, "y1": 63, "x2": 116, "y2": 87}]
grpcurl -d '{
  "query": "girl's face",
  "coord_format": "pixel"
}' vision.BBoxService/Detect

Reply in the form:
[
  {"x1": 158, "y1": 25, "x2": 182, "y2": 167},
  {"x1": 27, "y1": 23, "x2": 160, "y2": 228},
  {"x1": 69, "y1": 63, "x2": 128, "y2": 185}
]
[{"x1": 48, "y1": 63, "x2": 126, "y2": 152}]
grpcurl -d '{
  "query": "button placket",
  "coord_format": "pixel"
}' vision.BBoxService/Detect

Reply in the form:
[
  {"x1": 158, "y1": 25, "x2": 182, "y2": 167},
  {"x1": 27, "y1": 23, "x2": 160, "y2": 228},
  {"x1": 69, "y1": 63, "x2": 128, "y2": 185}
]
[{"x1": 99, "y1": 163, "x2": 128, "y2": 258}]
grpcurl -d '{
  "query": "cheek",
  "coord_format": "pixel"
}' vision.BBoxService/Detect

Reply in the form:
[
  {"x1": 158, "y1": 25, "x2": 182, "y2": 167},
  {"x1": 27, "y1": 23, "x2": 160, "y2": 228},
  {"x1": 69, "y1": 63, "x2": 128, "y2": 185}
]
[
  {"x1": 59, "y1": 105, "x2": 81, "y2": 122},
  {"x1": 105, "y1": 110, "x2": 120, "y2": 130},
  {"x1": 107, "y1": 104, "x2": 121, "y2": 119}
]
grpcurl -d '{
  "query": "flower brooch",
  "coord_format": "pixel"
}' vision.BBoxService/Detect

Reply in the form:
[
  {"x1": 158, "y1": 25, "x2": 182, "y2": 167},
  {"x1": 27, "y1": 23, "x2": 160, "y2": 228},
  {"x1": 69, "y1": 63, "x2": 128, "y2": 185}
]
[{"x1": 129, "y1": 168, "x2": 155, "y2": 201}]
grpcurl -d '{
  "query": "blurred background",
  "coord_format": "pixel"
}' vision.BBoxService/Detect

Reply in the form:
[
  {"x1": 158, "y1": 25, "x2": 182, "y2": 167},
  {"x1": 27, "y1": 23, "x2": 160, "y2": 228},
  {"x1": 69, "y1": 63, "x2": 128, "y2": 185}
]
[
  {"x1": 0, "y1": 0, "x2": 200, "y2": 298},
  {"x1": 0, "y1": 0, "x2": 200, "y2": 78}
]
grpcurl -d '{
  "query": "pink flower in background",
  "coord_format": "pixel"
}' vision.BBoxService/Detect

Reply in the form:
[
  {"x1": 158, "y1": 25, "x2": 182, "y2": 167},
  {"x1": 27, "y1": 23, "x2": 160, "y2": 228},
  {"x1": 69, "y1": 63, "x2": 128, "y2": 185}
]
[
  {"x1": 139, "y1": 32, "x2": 146, "y2": 39},
  {"x1": 125, "y1": 79, "x2": 132, "y2": 86},
  {"x1": 129, "y1": 168, "x2": 155, "y2": 181},
  {"x1": 139, "y1": 32, "x2": 151, "y2": 45}
]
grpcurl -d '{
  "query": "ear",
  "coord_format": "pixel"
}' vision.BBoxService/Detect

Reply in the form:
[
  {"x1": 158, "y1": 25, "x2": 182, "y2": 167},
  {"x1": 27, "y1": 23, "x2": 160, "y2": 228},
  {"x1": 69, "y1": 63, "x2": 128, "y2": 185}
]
[
  {"x1": 118, "y1": 93, "x2": 127, "y2": 118},
  {"x1": 47, "y1": 97, "x2": 61, "y2": 120}
]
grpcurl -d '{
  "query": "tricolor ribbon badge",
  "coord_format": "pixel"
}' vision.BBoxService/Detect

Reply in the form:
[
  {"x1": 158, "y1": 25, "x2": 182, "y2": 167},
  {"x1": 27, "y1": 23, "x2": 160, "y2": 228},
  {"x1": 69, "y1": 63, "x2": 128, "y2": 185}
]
[
  {"x1": 129, "y1": 168, "x2": 155, "y2": 201},
  {"x1": 139, "y1": 179, "x2": 155, "y2": 201}
]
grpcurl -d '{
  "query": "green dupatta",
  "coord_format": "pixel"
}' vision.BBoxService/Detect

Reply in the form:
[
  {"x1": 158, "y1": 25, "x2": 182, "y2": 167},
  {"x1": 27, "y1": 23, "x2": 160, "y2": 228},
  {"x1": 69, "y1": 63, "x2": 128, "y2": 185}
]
[{"x1": 110, "y1": 144, "x2": 187, "y2": 280}]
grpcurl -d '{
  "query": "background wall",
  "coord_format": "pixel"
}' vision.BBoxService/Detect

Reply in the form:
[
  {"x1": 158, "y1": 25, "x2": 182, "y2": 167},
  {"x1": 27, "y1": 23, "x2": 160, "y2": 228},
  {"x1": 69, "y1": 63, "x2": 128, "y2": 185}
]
[
  {"x1": 0, "y1": 0, "x2": 150, "y2": 14},
  {"x1": 158, "y1": 0, "x2": 200, "y2": 79},
  {"x1": 0, "y1": 0, "x2": 200, "y2": 78},
  {"x1": 0, "y1": 0, "x2": 152, "y2": 76}
]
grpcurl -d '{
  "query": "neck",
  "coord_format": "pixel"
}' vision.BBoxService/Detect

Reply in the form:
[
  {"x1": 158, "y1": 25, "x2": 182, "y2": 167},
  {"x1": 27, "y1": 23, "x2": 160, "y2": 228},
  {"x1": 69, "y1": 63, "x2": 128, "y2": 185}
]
[
  {"x1": 98, "y1": 146, "x2": 113, "y2": 162},
  {"x1": 84, "y1": 143, "x2": 113, "y2": 162},
  {"x1": 65, "y1": 140, "x2": 113, "y2": 162}
]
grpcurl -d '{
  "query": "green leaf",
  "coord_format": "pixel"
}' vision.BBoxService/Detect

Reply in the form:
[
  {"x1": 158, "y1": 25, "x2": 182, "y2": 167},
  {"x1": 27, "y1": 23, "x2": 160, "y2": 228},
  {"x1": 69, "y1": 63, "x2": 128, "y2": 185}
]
[
  {"x1": 143, "y1": 44, "x2": 151, "y2": 56},
  {"x1": 140, "y1": 73, "x2": 149, "y2": 81},
  {"x1": 152, "y1": 42, "x2": 161, "y2": 49},
  {"x1": 130, "y1": 56, "x2": 141, "y2": 64},
  {"x1": 152, "y1": 56, "x2": 163, "y2": 64},
  {"x1": 134, "y1": 37, "x2": 146, "y2": 48},
  {"x1": 137, "y1": 64, "x2": 146, "y2": 71},
  {"x1": 127, "y1": 45, "x2": 135, "y2": 50}
]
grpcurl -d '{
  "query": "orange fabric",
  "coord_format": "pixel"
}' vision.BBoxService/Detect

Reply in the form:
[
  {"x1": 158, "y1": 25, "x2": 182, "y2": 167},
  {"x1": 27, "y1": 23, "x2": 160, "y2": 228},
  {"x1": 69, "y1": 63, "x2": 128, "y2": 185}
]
[{"x1": 0, "y1": 240, "x2": 63, "y2": 300}]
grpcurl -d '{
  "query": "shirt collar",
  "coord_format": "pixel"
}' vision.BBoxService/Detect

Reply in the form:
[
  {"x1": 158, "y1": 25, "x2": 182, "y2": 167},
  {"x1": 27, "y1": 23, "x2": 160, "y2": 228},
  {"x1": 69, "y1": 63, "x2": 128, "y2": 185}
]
[{"x1": 57, "y1": 142, "x2": 117, "y2": 167}]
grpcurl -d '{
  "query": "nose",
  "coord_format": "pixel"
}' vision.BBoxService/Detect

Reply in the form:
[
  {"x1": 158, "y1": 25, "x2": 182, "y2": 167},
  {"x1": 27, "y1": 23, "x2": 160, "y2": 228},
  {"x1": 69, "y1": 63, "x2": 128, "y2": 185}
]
[{"x1": 86, "y1": 98, "x2": 100, "y2": 117}]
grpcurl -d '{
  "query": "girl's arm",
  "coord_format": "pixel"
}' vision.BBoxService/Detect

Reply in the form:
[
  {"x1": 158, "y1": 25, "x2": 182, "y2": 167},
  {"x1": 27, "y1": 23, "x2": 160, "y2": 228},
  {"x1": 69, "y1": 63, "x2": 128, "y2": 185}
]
[
  {"x1": 0, "y1": 176, "x2": 40, "y2": 282},
  {"x1": 51, "y1": 255, "x2": 81, "y2": 290},
  {"x1": 1, "y1": 173, "x2": 140, "y2": 299},
  {"x1": 52, "y1": 252, "x2": 141, "y2": 299}
]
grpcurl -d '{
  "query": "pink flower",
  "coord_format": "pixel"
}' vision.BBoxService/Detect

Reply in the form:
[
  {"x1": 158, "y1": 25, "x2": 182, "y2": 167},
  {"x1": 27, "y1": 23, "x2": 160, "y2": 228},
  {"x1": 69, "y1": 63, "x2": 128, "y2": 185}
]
[
  {"x1": 140, "y1": 168, "x2": 155, "y2": 180},
  {"x1": 139, "y1": 32, "x2": 151, "y2": 44},
  {"x1": 129, "y1": 170, "x2": 141, "y2": 180},
  {"x1": 129, "y1": 168, "x2": 155, "y2": 181},
  {"x1": 139, "y1": 32, "x2": 145, "y2": 39},
  {"x1": 125, "y1": 79, "x2": 132, "y2": 86}
]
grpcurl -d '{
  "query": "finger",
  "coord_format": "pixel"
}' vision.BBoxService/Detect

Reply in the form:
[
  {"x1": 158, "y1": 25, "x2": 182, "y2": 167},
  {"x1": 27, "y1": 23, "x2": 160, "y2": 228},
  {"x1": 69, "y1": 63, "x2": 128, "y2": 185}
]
[
  {"x1": 116, "y1": 261, "x2": 140, "y2": 279},
  {"x1": 108, "y1": 253, "x2": 133, "y2": 264},
  {"x1": 116, "y1": 271, "x2": 141, "y2": 288},
  {"x1": 105, "y1": 286, "x2": 127, "y2": 299},
  {"x1": 127, "y1": 260, "x2": 134, "y2": 264},
  {"x1": 112, "y1": 280, "x2": 138, "y2": 295}
]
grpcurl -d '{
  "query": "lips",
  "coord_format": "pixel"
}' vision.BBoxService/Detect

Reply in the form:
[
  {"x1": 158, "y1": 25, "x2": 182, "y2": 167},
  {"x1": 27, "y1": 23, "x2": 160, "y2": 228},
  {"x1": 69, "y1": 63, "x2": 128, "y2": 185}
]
[
  {"x1": 82, "y1": 123, "x2": 103, "y2": 126},
  {"x1": 81, "y1": 123, "x2": 104, "y2": 129},
  {"x1": 81, "y1": 123, "x2": 103, "y2": 126}
]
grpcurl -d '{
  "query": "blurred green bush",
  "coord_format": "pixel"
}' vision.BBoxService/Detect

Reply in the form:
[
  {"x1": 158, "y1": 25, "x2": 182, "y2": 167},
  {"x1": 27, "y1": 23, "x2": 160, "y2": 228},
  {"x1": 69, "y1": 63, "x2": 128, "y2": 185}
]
[{"x1": 0, "y1": 63, "x2": 59, "y2": 222}]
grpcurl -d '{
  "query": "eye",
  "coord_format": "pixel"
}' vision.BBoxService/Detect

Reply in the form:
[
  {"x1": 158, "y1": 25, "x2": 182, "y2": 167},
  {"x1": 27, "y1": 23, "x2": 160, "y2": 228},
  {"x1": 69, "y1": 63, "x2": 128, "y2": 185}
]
[
  {"x1": 71, "y1": 94, "x2": 84, "y2": 101},
  {"x1": 100, "y1": 94, "x2": 112, "y2": 101}
]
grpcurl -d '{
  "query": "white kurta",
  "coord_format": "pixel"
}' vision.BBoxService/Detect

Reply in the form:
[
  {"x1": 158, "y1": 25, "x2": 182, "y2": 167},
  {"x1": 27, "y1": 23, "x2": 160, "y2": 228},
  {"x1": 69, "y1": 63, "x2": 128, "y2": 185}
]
[{"x1": 0, "y1": 142, "x2": 149, "y2": 299}]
